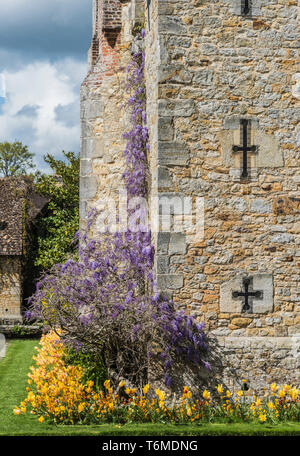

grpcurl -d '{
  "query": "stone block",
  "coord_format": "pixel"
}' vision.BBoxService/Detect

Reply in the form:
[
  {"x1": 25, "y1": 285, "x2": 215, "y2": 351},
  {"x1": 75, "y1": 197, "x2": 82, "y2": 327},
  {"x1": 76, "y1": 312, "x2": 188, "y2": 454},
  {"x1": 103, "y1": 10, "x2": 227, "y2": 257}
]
[
  {"x1": 231, "y1": 318, "x2": 252, "y2": 328},
  {"x1": 158, "y1": 99, "x2": 196, "y2": 117},
  {"x1": 158, "y1": 118, "x2": 174, "y2": 141},
  {"x1": 251, "y1": 199, "x2": 272, "y2": 214},
  {"x1": 79, "y1": 200, "x2": 87, "y2": 220},
  {"x1": 80, "y1": 176, "x2": 98, "y2": 200},
  {"x1": 158, "y1": 193, "x2": 186, "y2": 215},
  {"x1": 81, "y1": 138, "x2": 104, "y2": 159},
  {"x1": 157, "y1": 166, "x2": 173, "y2": 188},
  {"x1": 195, "y1": 274, "x2": 206, "y2": 282},
  {"x1": 169, "y1": 233, "x2": 187, "y2": 255},
  {"x1": 81, "y1": 99, "x2": 103, "y2": 120},
  {"x1": 0, "y1": 333, "x2": 6, "y2": 359},
  {"x1": 292, "y1": 74, "x2": 300, "y2": 100},
  {"x1": 157, "y1": 255, "x2": 169, "y2": 274},
  {"x1": 80, "y1": 159, "x2": 92, "y2": 176},
  {"x1": 252, "y1": 275, "x2": 273, "y2": 313},
  {"x1": 220, "y1": 273, "x2": 273, "y2": 314},
  {"x1": 254, "y1": 131, "x2": 283, "y2": 168},
  {"x1": 193, "y1": 69, "x2": 214, "y2": 86},
  {"x1": 157, "y1": 232, "x2": 170, "y2": 255},
  {"x1": 270, "y1": 233, "x2": 294, "y2": 244},
  {"x1": 157, "y1": 274, "x2": 184, "y2": 290},
  {"x1": 158, "y1": 16, "x2": 187, "y2": 35},
  {"x1": 158, "y1": 141, "x2": 190, "y2": 166},
  {"x1": 158, "y1": 64, "x2": 192, "y2": 84},
  {"x1": 221, "y1": 120, "x2": 283, "y2": 171}
]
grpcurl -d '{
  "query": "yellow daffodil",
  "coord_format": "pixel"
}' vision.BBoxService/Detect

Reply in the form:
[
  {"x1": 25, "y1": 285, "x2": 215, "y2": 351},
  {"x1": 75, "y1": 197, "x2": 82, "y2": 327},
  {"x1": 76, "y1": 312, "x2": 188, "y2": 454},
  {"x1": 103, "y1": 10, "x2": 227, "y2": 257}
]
[
  {"x1": 143, "y1": 384, "x2": 150, "y2": 395},
  {"x1": 17, "y1": 331, "x2": 300, "y2": 428},
  {"x1": 259, "y1": 413, "x2": 267, "y2": 423},
  {"x1": 270, "y1": 383, "x2": 277, "y2": 393},
  {"x1": 289, "y1": 388, "x2": 299, "y2": 401},
  {"x1": 78, "y1": 403, "x2": 85, "y2": 413},
  {"x1": 255, "y1": 399, "x2": 261, "y2": 407},
  {"x1": 182, "y1": 386, "x2": 192, "y2": 399},
  {"x1": 155, "y1": 389, "x2": 165, "y2": 401},
  {"x1": 217, "y1": 384, "x2": 224, "y2": 394},
  {"x1": 203, "y1": 390, "x2": 211, "y2": 400},
  {"x1": 104, "y1": 380, "x2": 111, "y2": 390},
  {"x1": 108, "y1": 402, "x2": 114, "y2": 411}
]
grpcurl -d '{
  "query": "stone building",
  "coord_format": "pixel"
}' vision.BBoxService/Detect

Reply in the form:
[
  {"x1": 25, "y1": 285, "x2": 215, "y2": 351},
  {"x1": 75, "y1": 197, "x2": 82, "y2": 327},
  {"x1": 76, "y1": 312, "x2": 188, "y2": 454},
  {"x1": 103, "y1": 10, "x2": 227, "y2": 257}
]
[
  {"x1": 0, "y1": 177, "x2": 47, "y2": 324},
  {"x1": 80, "y1": 1, "x2": 300, "y2": 391}
]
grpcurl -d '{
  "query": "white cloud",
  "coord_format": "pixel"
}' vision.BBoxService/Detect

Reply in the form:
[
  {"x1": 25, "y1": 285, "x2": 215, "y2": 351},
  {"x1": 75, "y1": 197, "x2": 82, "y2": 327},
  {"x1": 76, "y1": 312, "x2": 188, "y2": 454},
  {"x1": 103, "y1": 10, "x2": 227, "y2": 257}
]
[
  {"x1": 0, "y1": 58, "x2": 87, "y2": 172},
  {"x1": 0, "y1": 74, "x2": 6, "y2": 98}
]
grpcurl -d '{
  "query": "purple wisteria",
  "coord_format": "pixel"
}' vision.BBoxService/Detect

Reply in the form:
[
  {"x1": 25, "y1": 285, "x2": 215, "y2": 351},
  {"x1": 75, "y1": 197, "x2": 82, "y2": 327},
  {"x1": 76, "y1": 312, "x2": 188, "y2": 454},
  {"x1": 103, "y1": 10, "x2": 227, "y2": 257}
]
[
  {"x1": 122, "y1": 35, "x2": 149, "y2": 198},
  {"x1": 27, "y1": 32, "x2": 210, "y2": 389}
]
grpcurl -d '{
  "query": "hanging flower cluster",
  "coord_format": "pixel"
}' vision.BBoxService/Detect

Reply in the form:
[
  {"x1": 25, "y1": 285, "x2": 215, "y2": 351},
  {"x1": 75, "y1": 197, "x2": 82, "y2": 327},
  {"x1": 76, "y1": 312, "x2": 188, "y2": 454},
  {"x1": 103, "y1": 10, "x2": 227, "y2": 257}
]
[{"x1": 122, "y1": 32, "x2": 149, "y2": 198}]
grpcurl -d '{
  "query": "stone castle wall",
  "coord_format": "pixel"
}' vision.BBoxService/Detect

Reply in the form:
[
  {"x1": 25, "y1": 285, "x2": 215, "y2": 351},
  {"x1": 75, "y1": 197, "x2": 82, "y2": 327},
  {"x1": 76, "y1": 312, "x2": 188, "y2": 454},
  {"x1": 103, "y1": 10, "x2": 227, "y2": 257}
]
[
  {"x1": 80, "y1": 0, "x2": 135, "y2": 232},
  {"x1": 0, "y1": 177, "x2": 47, "y2": 322},
  {"x1": 81, "y1": 0, "x2": 300, "y2": 392},
  {"x1": 0, "y1": 256, "x2": 22, "y2": 322},
  {"x1": 145, "y1": 0, "x2": 300, "y2": 391}
]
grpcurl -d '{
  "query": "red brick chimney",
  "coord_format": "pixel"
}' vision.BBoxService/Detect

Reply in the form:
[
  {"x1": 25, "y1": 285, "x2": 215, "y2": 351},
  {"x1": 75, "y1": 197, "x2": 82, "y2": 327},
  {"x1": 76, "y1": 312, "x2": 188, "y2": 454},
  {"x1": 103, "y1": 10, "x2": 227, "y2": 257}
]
[{"x1": 90, "y1": 0, "x2": 122, "y2": 73}]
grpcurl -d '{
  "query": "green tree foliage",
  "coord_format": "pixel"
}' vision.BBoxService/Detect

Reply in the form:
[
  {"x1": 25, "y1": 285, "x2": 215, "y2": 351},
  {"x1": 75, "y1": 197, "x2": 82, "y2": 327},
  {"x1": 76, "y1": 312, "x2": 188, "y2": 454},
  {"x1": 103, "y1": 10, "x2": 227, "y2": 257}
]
[
  {"x1": 34, "y1": 151, "x2": 79, "y2": 271},
  {"x1": 0, "y1": 141, "x2": 35, "y2": 177}
]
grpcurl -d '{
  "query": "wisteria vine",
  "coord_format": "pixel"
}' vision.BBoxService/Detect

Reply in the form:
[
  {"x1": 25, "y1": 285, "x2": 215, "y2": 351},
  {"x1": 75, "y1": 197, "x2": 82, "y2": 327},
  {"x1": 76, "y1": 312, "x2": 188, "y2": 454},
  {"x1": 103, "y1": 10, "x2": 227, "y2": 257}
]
[{"x1": 27, "y1": 31, "x2": 210, "y2": 389}]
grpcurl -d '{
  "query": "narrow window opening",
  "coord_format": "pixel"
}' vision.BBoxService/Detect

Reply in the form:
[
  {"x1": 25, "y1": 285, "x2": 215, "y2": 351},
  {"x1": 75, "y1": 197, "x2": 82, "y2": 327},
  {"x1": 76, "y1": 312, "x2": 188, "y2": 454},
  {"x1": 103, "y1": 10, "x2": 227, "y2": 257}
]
[{"x1": 241, "y1": 0, "x2": 252, "y2": 16}]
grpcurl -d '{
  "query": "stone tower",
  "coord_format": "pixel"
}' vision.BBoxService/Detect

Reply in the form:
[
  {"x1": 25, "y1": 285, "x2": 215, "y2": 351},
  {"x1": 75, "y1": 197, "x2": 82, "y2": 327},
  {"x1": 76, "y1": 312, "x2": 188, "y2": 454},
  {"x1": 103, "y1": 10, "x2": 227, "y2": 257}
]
[{"x1": 81, "y1": 0, "x2": 300, "y2": 392}]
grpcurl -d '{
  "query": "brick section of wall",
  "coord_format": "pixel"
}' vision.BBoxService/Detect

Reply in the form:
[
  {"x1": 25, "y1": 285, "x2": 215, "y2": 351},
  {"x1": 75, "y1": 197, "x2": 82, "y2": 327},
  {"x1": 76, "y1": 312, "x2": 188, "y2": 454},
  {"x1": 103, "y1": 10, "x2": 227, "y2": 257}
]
[
  {"x1": 103, "y1": 0, "x2": 122, "y2": 29},
  {"x1": 80, "y1": 1, "x2": 142, "y2": 226}
]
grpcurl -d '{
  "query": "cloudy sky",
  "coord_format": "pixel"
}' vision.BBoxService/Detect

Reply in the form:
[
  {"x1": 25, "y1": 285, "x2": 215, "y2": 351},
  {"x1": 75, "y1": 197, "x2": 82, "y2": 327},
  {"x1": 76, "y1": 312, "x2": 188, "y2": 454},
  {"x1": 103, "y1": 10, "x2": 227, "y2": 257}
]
[{"x1": 0, "y1": 0, "x2": 92, "y2": 172}]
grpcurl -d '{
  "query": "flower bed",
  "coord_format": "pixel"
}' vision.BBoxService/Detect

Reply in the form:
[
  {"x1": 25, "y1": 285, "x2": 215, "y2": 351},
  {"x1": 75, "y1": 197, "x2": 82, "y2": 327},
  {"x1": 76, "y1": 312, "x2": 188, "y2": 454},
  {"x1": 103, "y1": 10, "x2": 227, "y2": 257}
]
[{"x1": 14, "y1": 332, "x2": 300, "y2": 425}]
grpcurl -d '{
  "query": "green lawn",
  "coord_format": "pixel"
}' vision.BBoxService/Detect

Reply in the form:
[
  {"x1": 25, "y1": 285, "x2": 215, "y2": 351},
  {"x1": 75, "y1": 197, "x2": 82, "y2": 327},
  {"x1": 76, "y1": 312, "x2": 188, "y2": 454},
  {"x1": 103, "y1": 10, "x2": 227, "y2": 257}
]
[{"x1": 0, "y1": 339, "x2": 299, "y2": 436}]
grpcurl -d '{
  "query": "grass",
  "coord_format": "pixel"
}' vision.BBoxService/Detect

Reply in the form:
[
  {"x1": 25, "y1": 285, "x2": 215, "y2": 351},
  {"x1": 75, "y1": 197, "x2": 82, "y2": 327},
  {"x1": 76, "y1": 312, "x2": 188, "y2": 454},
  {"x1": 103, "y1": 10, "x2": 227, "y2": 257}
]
[{"x1": 0, "y1": 339, "x2": 299, "y2": 436}]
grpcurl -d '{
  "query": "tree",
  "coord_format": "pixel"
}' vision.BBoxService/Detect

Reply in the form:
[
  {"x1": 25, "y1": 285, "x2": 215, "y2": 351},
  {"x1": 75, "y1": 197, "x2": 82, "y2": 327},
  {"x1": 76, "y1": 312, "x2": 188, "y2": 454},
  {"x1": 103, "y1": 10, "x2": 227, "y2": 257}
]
[
  {"x1": 33, "y1": 151, "x2": 79, "y2": 271},
  {"x1": 0, "y1": 141, "x2": 35, "y2": 177}
]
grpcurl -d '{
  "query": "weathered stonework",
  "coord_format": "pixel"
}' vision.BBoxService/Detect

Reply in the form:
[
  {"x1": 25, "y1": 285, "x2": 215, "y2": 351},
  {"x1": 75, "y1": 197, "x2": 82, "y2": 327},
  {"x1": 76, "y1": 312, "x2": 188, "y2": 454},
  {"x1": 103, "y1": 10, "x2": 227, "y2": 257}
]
[
  {"x1": 81, "y1": 0, "x2": 300, "y2": 392},
  {"x1": 0, "y1": 257, "x2": 22, "y2": 321},
  {"x1": 0, "y1": 177, "x2": 47, "y2": 322}
]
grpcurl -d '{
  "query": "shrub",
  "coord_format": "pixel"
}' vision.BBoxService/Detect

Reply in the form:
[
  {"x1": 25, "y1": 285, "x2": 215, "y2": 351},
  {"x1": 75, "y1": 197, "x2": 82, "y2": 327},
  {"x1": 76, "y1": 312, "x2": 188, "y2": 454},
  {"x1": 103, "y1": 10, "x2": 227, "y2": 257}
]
[{"x1": 27, "y1": 226, "x2": 209, "y2": 387}]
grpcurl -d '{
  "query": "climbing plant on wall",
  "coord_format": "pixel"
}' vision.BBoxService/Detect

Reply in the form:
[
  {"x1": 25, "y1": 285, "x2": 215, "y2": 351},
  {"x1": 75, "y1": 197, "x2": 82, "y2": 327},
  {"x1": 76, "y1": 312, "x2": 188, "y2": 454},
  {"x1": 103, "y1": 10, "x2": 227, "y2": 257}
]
[{"x1": 27, "y1": 32, "x2": 210, "y2": 388}]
